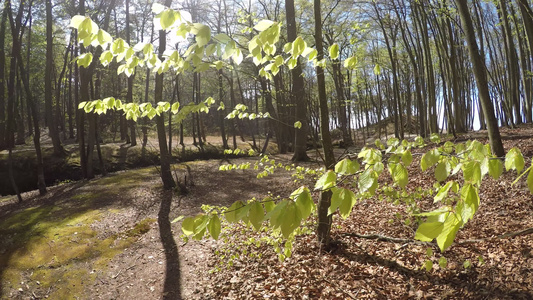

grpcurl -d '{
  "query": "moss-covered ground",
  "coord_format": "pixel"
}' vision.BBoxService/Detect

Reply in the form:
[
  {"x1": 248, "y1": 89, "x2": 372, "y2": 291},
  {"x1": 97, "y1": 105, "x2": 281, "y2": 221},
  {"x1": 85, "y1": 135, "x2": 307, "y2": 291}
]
[{"x1": 0, "y1": 168, "x2": 158, "y2": 299}]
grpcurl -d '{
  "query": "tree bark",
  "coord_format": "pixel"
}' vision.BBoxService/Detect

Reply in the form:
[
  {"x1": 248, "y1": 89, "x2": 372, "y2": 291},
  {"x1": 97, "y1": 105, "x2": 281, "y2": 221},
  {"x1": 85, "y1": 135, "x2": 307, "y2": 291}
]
[
  {"x1": 155, "y1": 0, "x2": 176, "y2": 190},
  {"x1": 314, "y1": 0, "x2": 335, "y2": 247},
  {"x1": 45, "y1": 0, "x2": 64, "y2": 156},
  {"x1": 286, "y1": 0, "x2": 309, "y2": 161},
  {"x1": 455, "y1": 0, "x2": 505, "y2": 157}
]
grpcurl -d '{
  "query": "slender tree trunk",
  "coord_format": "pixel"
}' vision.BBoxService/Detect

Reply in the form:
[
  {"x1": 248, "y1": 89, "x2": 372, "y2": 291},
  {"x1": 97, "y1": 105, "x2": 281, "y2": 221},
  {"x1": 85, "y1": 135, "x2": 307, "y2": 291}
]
[
  {"x1": 125, "y1": 0, "x2": 137, "y2": 146},
  {"x1": 455, "y1": 0, "x2": 505, "y2": 157},
  {"x1": 155, "y1": 0, "x2": 176, "y2": 190},
  {"x1": 314, "y1": 0, "x2": 335, "y2": 247},
  {"x1": 0, "y1": 1, "x2": 7, "y2": 150},
  {"x1": 6, "y1": 0, "x2": 24, "y2": 201},
  {"x1": 286, "y1": 0, "x2": 309, "y2": 161},
  {"x1": 45, "y1": 0, "x2": 64, "y2": 156}
]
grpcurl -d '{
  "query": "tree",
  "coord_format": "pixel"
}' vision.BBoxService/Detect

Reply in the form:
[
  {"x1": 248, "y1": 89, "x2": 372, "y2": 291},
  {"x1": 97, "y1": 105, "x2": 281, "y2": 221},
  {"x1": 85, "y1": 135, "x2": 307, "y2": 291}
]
[
  {"x1": 455, "y1": 0, "x2": 505, "y2": 157},
  {"x1": 46, "y1": 0, "x2": 65, "y2": 156},
  {"x1": 286, "y1": 0, "x2": 309, "y2": 162}
]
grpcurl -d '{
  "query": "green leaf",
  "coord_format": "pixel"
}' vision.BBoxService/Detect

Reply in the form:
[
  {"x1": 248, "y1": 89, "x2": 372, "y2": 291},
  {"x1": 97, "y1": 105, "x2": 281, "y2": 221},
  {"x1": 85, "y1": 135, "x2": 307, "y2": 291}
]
[
  {"x1": 254, "y1": 20, "x2": 275, "y2": 32},
  {"x1": 224, "y1": 201, "x2": 244, "y2": 223},
  {"x1": 434, "y1": 181, "x2": 456, "y2": 203},
  {"x1": 77, "y1": 53, "x2": 93, "y2": 68},
  {"x1": 171, "y1": 102, "x2": 180, "y2": 114},
  {"x1": 401, "y1": 150, "x2": 413, "y2": 166},
  {"x1": 391, "y1": 163, "x2": 408, "y2": 188},
  {"x1": 435, "y1": 162, "x2": 449, "y2": 182},
  {"x1": 181, "y1": 217, "x2": 196, "y2": 236},
  {"x1": 207, "y1": 215, "x2": 221, "y2": 239},
  {"x1": 358, "y1": 169, "x2": 376, "y2": 193},
  {"x1": 334, "y1": 158, "x2": 359, "y2": 175},
  {"x1": 337, "y1": 188, "x2": 357, "y2": 219},
  {"x1": 415, "y1": 222, "x2": 444, "y2": 242},
  {"x1": 171, "y1": 215, "x2": 184, "y2": 223},
  {"x1": 294, "y1": 121, "x2": 302, "y2": 129},
  {"x1": 78, "y1": 101, "x2": 87, "y2": 110},
  {"x1": 193, "y1": 23, "x2": 211, "y2": 47},
  {"x1": 430, "y1": 133, "x2": 440, "y2": 144},
  {"x1": 280, "y1": 202, "x2": 301, "y2": 238},
  {"x1": 329, "y1": 187, "x2": 342, "y2": 216},
  {"x1": 97, "y1": 29, "x2": 112, "y2": 46},
  {"x1": 528, "y1": 168, "x2": 533, "y2": 194},
  {"x1": 424, "y1": 260, "x2": 433, "y2": 272},
  {"x1": 373, "y1": 64, "x2": 381, "y2": 75},
  {"x1": 328, "y1": 43, "x2": 339, "y2": 60},
  {"x1": 439, "y1": 257, "x2": 448, "y2": 268},
  {"x1": 488, "y1": 158, "x2": 503, "y2": 179},
  {"x1": 248, "y1": 201, "x2": 264, "y2": 231},
  {"x1": 292, "y1": 37, "x2": 306, "y2": 57},
  {"x1": 505, "y1": 148, "x2": 525, "y2": 174},
  {"x1": 421, "y1": 149, "x2": 440, "y2": 171},
  {"x1": 458, "y1": 184, "x2": 479, "y2": 222},
  {"x1": 69, "y1": 15, "x2": 86, "y2": 29},
  {"x1": 292, "y1": 187, "x2": 314, "y2": 220},
  {"x1": 314, "y1": 170, "x2": 336, "y2": 191},
  {"x1": 462, "y1": 161, "x2": 481, "y2": 185},
  {"x1": 436, "y1": 213, "x2": 462, "y2": 252},
  {"x1": 160, "y1": 9, "x2": 176, "y2": 29}
]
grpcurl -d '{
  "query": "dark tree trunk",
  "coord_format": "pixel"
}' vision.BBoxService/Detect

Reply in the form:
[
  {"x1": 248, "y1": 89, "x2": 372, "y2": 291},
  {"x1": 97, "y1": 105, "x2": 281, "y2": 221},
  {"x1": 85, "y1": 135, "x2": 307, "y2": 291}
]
[
  {"x1": 45, "y1": 0, "x2": 64, "y2": 156},
  {"x1": 155, "y1": 0, "x2": 176, "y2": 190},
  {"x1": 286, "y1": 0, "x2": 309, "y2": 161},
  {"x1": 455, "y1": 0, "x2": 505, "y2": 157},
  {"x1": 314, "y1": 0, "x2": 335, "y2": 247}
]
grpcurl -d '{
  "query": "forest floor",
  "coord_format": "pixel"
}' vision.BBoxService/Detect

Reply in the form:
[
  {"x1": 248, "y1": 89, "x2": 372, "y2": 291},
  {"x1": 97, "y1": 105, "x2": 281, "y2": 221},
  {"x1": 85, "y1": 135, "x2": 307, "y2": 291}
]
[{"x1": 0, "y1": 125, "x2": 532, "y2": 299}]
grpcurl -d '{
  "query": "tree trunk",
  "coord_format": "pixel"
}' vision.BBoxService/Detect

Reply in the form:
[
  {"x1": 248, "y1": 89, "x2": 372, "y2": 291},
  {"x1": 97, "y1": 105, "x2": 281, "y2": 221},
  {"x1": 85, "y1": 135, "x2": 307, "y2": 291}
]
[
  {"x1": 45, "y1": 0, "x2": 64, "y2": 156},
  {"x1": 155, "y1": 0, "x2": 176, "y2": 190},
  {"x1": 314, "y1": 0, "x2": 335, "y2": 247},
  {"x1": 455, "y1": 0, "x2": 505, "y2": 157},
  {"x1": 286, "y1": 0, "x2": 309, "y2": 161},
  {"x1": 0, "y1": 1, "x2": 7, "y2": 150},
  {"x1": 125, "y1": 0, "x2": 137, "y2": 146}
]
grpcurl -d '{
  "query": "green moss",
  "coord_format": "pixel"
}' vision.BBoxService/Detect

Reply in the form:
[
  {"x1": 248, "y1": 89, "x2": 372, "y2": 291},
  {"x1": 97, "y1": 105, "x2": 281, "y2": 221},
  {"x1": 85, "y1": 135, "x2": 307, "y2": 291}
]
[{"x1": 0, "y1": 203, "x2": 154, "y2": 298}]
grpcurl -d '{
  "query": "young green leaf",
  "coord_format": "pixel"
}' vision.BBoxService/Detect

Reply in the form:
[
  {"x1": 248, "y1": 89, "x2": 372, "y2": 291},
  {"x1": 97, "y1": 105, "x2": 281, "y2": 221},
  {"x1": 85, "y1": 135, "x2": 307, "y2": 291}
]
[
  {"x1": 462, "y1": 161, "x2": 481, "y2": 185},
  {"x1": 224, "y1": 201, "x2": 244, "y2": 223},
  {"x1": 334, "y1": 158, "x2": 359, "y2": 175},
  {"x1": 488, "y1": 158, "x2": 503, "y2": 179},
  {"x1": 280, "y1": 202, "x2": 301, "y2": 238},
  {"x1": 436, "y1": 213, "x2": 462, "y2": 252},
  {"x1": 328, "y1": 43, "x2": 339, "y2": 60},
  {"x1": 207, "y1": 215, "x2": 221, "y2": 239},
  {"x1": 247, "y1": 201, "x2": 264, "y2": 231},
  {"x1": 528, "y1": 168, "x2": 533, "y2": 194},
  {"x1": 181, "y1": 217, "x2": 196, "y2": 236},
  {"x1": 314, "y1": 170, "x2": 336, "y2": 191},
  {"x1": 391, "y1": 163, "x2": 408, "y2": 188},
  {"x1": 415, "y1": 221, "x2": 444, "y2": 242},
  {"x1": 505, "y1": 148, "x2": 525, "y2": 174},
  {"x1": 254, "y1": 20, "x2": 275, "y2": 32},
  {"x1": 421, "y1": 149, "x2": 440, "y2": 171},
  {"x1": 373, "y1": 64, "x2": 381, "y2": 75},
  {"x1": 292, "y1": 187, "x2": 314, "y2": 220},
  {"x1": 337, "y1": 188, "x2": 357, "y2": 219},
  {"x1": 294, "y1": 121, "x2": 302, "y2": 129},
  {"x1": 434, "y1": 162, "x2": 449, "y2": 182}
]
